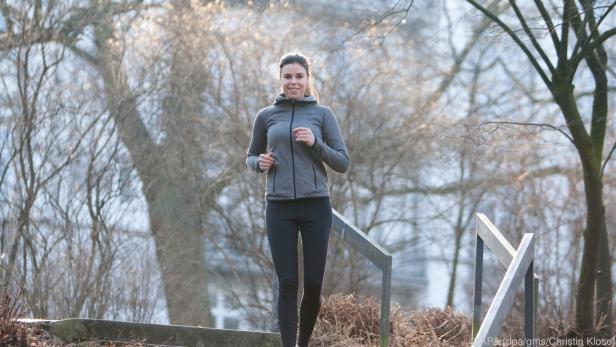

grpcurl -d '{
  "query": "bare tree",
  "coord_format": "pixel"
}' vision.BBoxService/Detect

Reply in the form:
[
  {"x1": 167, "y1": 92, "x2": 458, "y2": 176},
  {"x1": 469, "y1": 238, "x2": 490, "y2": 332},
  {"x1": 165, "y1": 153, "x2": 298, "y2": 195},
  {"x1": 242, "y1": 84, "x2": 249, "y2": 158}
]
[
  {"x1": 0, "y1": 0, "x2": 162, "y2": 323},
  {"x1": 0, "y1": 0, "x2": 223, "y2": 325},
  {"x1": 463, "y1": 0, "x2": 616, "y2": 335}
]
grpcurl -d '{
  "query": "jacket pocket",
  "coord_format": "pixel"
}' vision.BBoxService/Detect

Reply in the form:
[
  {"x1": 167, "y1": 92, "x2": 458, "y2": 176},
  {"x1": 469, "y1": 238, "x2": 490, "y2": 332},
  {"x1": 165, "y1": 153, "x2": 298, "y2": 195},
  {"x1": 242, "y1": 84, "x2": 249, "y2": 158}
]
[
  {"x1": 267, "y1": 167, "x2": 277, "y2": 193},
  {"x1": 312, "y1": 164, "x2": 318, "y2": 190}
]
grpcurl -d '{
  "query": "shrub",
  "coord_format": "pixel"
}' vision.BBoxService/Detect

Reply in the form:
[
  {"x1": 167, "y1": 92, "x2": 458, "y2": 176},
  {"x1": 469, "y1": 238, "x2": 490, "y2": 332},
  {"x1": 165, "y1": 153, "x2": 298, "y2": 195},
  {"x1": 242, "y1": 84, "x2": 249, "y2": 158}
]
[
  {"x1": 0, "y1": 289, "x2": 28, "y2": 347},
  {"x1": 312, "y1": 293, "x2": 471, "y2": 347}
]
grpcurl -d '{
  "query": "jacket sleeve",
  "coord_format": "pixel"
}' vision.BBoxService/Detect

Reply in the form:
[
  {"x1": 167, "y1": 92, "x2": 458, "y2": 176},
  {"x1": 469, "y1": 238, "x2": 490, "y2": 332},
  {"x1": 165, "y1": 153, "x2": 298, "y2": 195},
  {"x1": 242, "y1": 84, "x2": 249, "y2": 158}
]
[
  {"x1": 246, "y1": 111, "x2": 266, "y2": 173},
  {"x1": 310, "y1": 107, "x2": 350, "y2": 173}
]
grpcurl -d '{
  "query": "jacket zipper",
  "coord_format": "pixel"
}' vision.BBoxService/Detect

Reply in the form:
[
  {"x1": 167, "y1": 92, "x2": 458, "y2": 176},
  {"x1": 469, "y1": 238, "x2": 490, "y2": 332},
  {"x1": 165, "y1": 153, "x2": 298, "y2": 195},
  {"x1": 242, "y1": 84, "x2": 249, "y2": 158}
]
[
  {"x1": 290, "y1": 101, "x2": 297, "y2": 198},
  {"x1": 272, "y1": 167, "x2": 276, "y2": 193}
]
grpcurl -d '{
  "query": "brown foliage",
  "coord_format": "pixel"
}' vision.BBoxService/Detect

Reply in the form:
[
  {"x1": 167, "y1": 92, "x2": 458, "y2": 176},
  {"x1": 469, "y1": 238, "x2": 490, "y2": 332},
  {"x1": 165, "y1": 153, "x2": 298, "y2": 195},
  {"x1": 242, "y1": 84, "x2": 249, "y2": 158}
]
[
  {"x1": 313, "y1": 293, "x2": 616, "y2": 346},
  {"x1": 0, "y1": 289, "x2": 28, "y2": 347},
  {"x1": 312, "y1": 294, "x2": 471, "y2": 347}
]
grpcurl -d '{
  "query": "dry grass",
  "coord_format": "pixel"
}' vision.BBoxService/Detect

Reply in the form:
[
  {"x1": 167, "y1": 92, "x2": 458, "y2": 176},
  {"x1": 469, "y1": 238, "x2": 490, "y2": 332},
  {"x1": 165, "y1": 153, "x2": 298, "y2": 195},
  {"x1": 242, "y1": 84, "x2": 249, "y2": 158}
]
[
  {"x1": 5, "y1": 290, "x2": 616, "y2": 346},
  {"x1": 312, "y1": 294, "x2": 471, "y2": 347},
  {"x1": 312, "y1": 293, "x2": 616, "y2": 347},
  {"x1": 0, "y1": 289, "x2": 151, "y2": 346},
  {"x1": 0, "y1": 289, "x2": 29, "y2": 347},
  {"x1": 0, "y1": 288, "x2": 67, "y2": 346}
]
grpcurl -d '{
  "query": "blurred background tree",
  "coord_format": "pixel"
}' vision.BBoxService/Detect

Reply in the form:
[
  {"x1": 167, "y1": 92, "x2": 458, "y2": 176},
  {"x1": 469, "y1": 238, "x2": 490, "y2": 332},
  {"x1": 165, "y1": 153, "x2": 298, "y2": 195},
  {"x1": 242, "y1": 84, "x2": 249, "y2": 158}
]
[{"x1": 0, "y1": 0, "x2": 613, "y2": 335}]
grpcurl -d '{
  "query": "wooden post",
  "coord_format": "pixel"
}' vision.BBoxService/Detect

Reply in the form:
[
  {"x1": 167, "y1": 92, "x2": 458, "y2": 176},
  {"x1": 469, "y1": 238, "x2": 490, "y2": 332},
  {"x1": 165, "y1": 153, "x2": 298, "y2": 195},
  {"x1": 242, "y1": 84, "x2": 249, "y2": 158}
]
[{"x1": 472, "y1": 234, "x2": 484, "y2": 339}]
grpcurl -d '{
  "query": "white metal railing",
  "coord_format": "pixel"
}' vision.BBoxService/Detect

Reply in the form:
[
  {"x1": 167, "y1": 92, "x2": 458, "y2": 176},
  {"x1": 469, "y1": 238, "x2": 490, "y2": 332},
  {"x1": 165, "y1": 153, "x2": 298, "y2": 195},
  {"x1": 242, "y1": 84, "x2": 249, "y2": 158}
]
[{"x1": 472, "y1": 213, "x2": 539, "y2": 347}]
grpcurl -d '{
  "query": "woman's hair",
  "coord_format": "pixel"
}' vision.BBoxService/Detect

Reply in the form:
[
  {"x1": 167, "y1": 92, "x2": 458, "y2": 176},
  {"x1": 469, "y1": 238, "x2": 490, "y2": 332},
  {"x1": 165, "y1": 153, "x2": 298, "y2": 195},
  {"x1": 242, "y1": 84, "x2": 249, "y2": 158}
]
[{"x1": 278, "y1": 52, "x2": 317, "y2": 98}]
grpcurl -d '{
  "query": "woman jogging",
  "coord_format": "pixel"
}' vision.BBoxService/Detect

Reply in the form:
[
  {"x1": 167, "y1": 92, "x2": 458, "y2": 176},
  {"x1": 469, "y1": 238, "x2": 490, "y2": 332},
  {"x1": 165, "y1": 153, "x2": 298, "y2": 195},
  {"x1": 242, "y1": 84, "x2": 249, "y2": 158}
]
[{"x1": 246, "y1": 52, "x2": 350, "y2": 347}]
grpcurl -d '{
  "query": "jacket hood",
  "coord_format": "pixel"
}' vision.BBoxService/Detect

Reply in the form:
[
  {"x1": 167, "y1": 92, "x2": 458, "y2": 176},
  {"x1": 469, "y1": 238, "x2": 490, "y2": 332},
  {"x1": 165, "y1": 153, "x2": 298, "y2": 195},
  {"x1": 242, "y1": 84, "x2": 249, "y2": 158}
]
[{"x1": 274, "y1": 93, "x2": 318, "y2": 105}]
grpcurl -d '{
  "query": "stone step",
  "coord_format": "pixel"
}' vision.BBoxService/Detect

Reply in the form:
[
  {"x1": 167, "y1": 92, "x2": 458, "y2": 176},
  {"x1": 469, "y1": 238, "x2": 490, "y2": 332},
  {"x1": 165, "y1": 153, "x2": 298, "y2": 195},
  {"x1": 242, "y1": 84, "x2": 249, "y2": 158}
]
[
  {"x1": 20, "y1": 318, "x2": 282, "y2": 347},
  {"x1": 64, "y1": 341, "x2": 177, "y2": 347}
]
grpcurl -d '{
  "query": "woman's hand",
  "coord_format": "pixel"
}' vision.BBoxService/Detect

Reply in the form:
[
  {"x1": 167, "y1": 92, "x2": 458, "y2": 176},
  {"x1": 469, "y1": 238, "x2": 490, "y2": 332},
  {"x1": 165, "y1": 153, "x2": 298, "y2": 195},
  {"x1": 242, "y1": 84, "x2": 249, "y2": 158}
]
[
  {"x1": 258, "y1": 152, "x2": 276, "y2": 172},
  {"x1": 292, "y1": 127, "x2": 315, "y2": 147}
]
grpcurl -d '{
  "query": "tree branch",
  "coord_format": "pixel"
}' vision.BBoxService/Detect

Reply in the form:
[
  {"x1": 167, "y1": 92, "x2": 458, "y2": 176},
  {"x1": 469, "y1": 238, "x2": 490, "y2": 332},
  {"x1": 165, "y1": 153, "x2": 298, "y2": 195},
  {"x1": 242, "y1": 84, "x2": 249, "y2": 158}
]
[
  {"x1": 532, "y1": 0, "x2": 561, "y2": 50},
  {"x1": 568, "y1": 0, "x2": 610, "y2": 161},
  {"x1": 365, "y1": 165, "x2": 575, "y2": 200},
  {"x1": 68, "y1": 45, "x2": 97, "y2": 65},
  {"x1": 573, "y1": 27, "x2": 616, "y2": 69},
  {"x1": 465, "y1": 0, "x2": 552, "y2": 88},
  {"x1": 478, "y1": 120, "x2": 575, "y2": 144},
  {"x1": 593, "y1": 2, "x2": 616, "y2": 32},
  {"x1": 0, "y1": 1, "x2": 159, "y2": 53},
  {"x1": 559, "y1": 0, "x2": 573, "y2": 64},
  {"x1": 0, "y1": 1, "x2": 15, "y2": 34},
  {"x1": 351, "y1": 0, "x2": 415, "y2": 39},
  {"x1": 601, "y1": 141, "x2": 616, "y2": 177},
  {"x1": 510, "y1": 0, "x2": 555, "y2": 74},
  {"x1": 419, "y1": 0, "x2": 509, "y2": 112},
  {"x1": 570, "y1": 0, "x2": 616, "y2": 69},
  {"x1": 496, "y1": 57, "x2": 545, "y2": 103},
  {"x1": 443, "y1": 0, "x2": 457, "y2": 58}
]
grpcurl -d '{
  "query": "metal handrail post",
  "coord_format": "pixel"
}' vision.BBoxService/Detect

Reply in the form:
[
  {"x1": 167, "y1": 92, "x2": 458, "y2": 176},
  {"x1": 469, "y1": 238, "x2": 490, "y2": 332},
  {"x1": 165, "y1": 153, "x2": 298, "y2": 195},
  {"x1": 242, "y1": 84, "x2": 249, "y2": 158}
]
[
  {"x1": 524, "y1": 261, "x2": 535, "y2": 346},
  {"x1": 472, "y1": 214, "x2": 539, "y2": 347},
  {"x1": 472, "y1": 235, "x2": 484, "y2": 338},
  {"x1": 380, "y1": 255, "x2": 392, "y2": 347}
]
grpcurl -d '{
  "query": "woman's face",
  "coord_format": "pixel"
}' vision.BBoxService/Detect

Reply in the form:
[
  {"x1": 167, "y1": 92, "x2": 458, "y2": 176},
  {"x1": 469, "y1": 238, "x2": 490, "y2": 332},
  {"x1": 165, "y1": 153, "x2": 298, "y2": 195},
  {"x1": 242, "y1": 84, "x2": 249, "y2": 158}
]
[{"x1": 280, "y1": 63, "x2": 308, "y2": 99}]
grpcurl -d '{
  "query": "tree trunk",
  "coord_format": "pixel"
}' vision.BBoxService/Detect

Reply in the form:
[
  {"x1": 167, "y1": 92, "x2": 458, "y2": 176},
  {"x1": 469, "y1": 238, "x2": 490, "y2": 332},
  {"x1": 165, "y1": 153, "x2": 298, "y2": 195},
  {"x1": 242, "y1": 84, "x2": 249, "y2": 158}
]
[
  {"x1": 554, "y1": 82, "x2": 606, "y2": 335},
  {"x1": 145, "y1": 176, "x2": 212, "y2": 326},
  {"x1": 461, "y1": 0, "x2": 613, "y2": 336},
  {"x1": 596, "y1": 223, "x2": 612, "y2": 336},
  {"x1": 95, "y1": 20, "x2": 212, "y2": 325},
  {"x1": 446, "y1": 226, "x2": 462, "y2": 308},
  {"x1": 569, "y1": 0, "x2": 612, "y2": 334},
  {"x1": 575, "y1": 164, "x2": 605, "y2": 334}
]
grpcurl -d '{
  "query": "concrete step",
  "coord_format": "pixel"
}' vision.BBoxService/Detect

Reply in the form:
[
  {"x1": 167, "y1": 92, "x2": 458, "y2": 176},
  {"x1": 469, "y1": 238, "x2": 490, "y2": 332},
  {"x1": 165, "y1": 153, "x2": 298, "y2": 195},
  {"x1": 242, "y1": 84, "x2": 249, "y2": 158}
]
[
  {"x1": 64, "y1": 341, "x2": 177, "y2": 347},
  {"x1": 20, "y1": 318, "x2": 281, "y2": 347}
]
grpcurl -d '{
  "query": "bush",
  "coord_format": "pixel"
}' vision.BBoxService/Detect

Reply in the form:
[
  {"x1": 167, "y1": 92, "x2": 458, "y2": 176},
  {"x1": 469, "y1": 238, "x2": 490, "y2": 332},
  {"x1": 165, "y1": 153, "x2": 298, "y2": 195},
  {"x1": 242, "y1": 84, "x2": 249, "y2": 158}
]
[
  {"x1": 0, "y1": 289, "x2": 28, "y2": 347},
  {"x1": 312, "y1": 294, "x2": 471, "y2": 346},
  {"x1": 313, "y1": 293, "x2": 616, "y2": 346}
]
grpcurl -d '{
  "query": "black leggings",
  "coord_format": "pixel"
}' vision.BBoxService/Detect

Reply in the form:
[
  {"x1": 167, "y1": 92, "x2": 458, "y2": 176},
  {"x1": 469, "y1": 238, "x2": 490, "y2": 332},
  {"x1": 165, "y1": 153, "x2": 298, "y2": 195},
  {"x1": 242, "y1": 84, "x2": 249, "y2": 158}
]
[{"x1": 266, "y1": 197, "x2": 332, "y2": 347}]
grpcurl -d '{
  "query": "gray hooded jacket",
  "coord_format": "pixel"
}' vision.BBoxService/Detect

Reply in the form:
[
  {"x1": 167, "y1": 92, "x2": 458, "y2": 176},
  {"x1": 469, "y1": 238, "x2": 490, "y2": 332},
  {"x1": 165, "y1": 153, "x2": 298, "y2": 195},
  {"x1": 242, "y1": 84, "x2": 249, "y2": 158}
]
[{"x1": 246, "y1": 94, "x2": 350, "y2": 200}]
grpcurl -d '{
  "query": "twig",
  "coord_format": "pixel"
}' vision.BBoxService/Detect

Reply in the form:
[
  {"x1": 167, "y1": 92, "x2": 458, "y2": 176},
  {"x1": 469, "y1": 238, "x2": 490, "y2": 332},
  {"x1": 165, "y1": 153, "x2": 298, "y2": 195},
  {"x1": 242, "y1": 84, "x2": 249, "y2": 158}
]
[
  {"x1": 601, "y1": 140, "x2": 616, "y2": 177},
  {"x1": 351, "y1": 0, "x2": 415, "y2": 39},
  {"x1": 477, "y1": 120, "x2": 575, "y2": 144}
]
